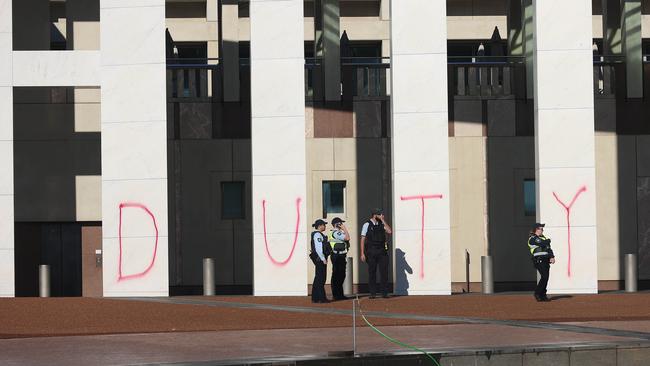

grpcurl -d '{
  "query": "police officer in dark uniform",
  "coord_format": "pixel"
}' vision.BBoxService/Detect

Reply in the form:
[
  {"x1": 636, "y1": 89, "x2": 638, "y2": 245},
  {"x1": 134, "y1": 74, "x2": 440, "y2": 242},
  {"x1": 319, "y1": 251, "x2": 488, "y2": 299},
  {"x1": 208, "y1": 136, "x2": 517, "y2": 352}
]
[
  {"x1": 360, "y1": 208, "x2": 392, "y2": 299},
  {"x1": 528, "y1": 223, "x2": 555, "y2": 302},
  {"x1": 310, "y1": 219, "x2": 331, "y2": 303},
  {"x1": 328, "y1": 217, "x2": 350, "y2": 301}
]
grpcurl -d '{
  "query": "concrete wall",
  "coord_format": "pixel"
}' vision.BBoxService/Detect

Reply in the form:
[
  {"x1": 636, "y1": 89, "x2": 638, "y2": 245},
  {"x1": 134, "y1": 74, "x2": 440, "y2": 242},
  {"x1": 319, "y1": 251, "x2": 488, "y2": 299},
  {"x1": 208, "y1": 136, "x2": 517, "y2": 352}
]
[
  {"x1": 172, "y1": 139, "x2": 252, "y2": 288},
  {"x1": 13, "y1": 88, "x2": 101, "y2": 223}
]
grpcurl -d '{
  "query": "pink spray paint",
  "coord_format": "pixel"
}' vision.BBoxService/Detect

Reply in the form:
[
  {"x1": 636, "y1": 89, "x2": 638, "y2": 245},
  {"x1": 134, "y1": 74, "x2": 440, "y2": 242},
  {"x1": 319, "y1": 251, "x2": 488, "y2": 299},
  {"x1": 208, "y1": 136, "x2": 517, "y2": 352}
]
[
  {"x1": 262, "y1": 198, "x2": 301, "y2": 266},
  {"x1": 551, "y1": 186, "x2": 587, "y2": 277},
  {"x1": 400, "y1": 194, "x2": 444, "y2": 278},
  {"x1": 118, "y1": 202, "x2": 159, "y2": 281}
]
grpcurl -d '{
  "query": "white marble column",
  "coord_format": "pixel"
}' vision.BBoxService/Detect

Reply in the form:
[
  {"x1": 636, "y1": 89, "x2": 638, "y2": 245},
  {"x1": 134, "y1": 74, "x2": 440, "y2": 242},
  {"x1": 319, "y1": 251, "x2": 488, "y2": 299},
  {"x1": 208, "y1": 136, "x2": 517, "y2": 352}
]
[
  {"x1": 390, "y1": 0, "x2": 451, "y2": 295},
  {"x1": 100, "y1": 0, "x2": 169, "y2": 296},
  {"x1": 533, "y1": 0, "x2": 598, "y2": 293},
  {"x1": 250, "y1": 0, "x2": 307, "y2": 296},
  {"x1": 0, "y1": 0, "x2": 14, "y2": 297}
]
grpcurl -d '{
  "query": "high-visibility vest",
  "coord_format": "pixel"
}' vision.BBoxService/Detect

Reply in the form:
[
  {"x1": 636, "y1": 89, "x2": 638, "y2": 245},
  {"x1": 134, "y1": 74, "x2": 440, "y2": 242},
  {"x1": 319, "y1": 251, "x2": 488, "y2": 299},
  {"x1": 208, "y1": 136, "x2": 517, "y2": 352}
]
[
  {"x1": 328, "y1": 230, "x2": 349, "y2": 254},
  {"x1": 528, "y1": 235, "x2": 550, "y2": 257}
]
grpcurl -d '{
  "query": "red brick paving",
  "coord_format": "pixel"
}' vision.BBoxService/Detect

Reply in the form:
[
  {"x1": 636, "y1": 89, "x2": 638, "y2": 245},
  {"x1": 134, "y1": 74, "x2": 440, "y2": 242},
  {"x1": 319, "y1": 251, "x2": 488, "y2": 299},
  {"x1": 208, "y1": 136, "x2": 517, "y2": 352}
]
[{"x1": 0, "y1": 293, "x2": 649, "y2": 339}]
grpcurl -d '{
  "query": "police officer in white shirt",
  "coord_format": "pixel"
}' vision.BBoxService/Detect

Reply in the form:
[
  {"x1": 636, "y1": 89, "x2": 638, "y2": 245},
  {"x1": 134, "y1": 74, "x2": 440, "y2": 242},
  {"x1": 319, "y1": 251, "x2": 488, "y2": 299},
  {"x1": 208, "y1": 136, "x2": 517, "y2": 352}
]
[
  {"x1": 329, "y1": 217, "x2": 350, "y2": 300},
  {"x1": 310, "y1": 219, "x2": 331, "y2": 303}
]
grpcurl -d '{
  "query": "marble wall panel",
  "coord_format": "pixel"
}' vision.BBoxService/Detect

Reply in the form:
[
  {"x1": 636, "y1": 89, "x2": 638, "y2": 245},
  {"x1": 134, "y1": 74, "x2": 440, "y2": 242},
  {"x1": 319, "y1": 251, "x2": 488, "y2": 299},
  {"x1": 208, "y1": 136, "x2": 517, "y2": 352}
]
[
  {"x1": 250, "y1": 0, "x2": 307, "y2": 295},
  {"x1": 101, "y1": 0, "x2": 168, "y2": 296},
  {"x1": 12, "y1": 51, "x2": 100, "y2": 87},
  {"x1": 391, "y1": 0, "x2": 451, "y2": 294}
]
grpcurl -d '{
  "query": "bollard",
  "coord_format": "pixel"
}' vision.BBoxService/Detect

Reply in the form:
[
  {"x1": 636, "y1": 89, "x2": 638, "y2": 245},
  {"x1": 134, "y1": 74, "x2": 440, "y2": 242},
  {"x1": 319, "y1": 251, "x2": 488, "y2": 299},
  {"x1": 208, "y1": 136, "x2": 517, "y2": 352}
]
[
  {"x1": 625, "y1": 253, "x2": 638, "y2": 293},
  {"x1": 203, "y1": 258, "x2": 215, "y2": 296},
  {"x1": 481, "y1": 256, "x2": 494, "y2": 294},
  {"x1": 343, "y1": 257, "x2": 354, "y2": 296},
  {"x1": 39, "y1": 265, "x2": 50, "y2": 298}
]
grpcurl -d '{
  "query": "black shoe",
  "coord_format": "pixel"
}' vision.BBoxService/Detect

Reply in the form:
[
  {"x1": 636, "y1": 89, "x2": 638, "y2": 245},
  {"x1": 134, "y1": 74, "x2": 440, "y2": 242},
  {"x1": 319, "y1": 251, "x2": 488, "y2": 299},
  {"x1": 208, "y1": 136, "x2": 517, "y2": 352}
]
[
  {"x1": 534, "y1": 295, "x2": 543, "y2": 302},
  {"x1": 369, "y1": 294, "x2": 376, "y2": 299},
  {"x1": 382, "y1": 293, "x2": 390, "y2": 299},
  {"x1": 334, "y1": 296, "x2": 349, "y2": 301},
  {"x1": 541, "y1": 296, "x2": 551, "y2": 302}
]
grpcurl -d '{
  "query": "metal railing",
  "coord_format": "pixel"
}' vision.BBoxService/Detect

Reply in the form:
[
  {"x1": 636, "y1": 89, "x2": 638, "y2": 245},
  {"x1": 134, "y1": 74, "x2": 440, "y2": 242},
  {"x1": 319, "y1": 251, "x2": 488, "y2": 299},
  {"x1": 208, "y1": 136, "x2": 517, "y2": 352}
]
[
  {"x1": 167, "y1": 58, "x2": 220, "y2": 100},
  {"x1": 342, "y1": 57, "x2": 390, "y2": 98},
  {"x1": 448, "y1": 56, "x2": 526, "y2": 98}
]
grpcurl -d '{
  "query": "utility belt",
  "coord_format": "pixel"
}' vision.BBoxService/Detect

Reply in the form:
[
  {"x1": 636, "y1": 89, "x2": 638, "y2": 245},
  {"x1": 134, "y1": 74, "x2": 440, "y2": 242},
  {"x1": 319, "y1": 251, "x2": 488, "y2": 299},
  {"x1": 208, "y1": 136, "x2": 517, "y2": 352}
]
[
  {"x1": 532, "y1": 255, "x2": 550, "y2": 264},
  {"x1": 366, "y1": 241, "x2": 388, "y2": 252},
  {"x1": 331, "y1": 250, "x2": 347, "y2": 256}
]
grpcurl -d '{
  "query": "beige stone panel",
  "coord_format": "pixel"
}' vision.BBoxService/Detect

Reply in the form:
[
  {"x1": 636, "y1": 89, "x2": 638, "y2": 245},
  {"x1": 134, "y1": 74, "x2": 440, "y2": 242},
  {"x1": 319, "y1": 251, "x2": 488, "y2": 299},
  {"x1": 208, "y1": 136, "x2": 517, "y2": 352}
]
[
  {"x1": 305, "y1": 104, "x2": 314, "y2": 138},
  {"x1": 333, "y1": 138, "x2": 356, "y2": 171},
  {"x1": 593, "y1": 15, "x2": 603, "y2": 38},
  {"x1": 207, "y1": 0, "x2": 218, "y2": 22},
  {"x1": 75, "y1": 87, "x2": 101, "y2": 103},
  {"x1": 73, "y1": 21, "x2": 100, "y2": 50},
  {"x1": 74, "y1": 103, "x2": 101, "y2": 132},
  {"x1": 239, "y1": 18, "x2": 251, "y2": 41},
  {"x1": 644, "y1": 15, "x2": 650, "y2": 38},
  {"x1": 449, "y1": 137, "x2": 487, "y2": 283},
  {"x1": 340, "y1": 18, "x2": 389, "y2": 40},
  {"x1": 239, "y1": 17, "x2": 390, "y2": 42},
  {"x1": 76, "y1": 175, "x2": 102, "y2": 222},
  {"x1": 165, "y1": 19, "x2": 218, "y2": 42},
  {"x1": 306, "y1": 138, "x2": 335, "y2": 171},
  {"x1": 207, "y1": 41, "x2": 218, "y2": 58},
  {"x1": 53, "y1": 20, "x2": 67, "y2": 40},
  {"x1": 595, "y1": 135, "x2": 619, "y2": 280},
  {"x1": 453, "y1": 121, "x2": 484, "y2": 137},
  {"x1": 447, "y1": 17, "x2": 507, "y2": 40}
]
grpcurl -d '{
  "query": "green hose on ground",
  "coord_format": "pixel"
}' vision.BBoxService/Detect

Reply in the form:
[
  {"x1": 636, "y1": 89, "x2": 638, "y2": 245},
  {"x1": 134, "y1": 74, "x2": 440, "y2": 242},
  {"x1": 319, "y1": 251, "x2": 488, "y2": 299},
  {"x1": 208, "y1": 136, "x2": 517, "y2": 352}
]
[{"x1": 357, "y1": 300, "x2": 441, "y2": 366}]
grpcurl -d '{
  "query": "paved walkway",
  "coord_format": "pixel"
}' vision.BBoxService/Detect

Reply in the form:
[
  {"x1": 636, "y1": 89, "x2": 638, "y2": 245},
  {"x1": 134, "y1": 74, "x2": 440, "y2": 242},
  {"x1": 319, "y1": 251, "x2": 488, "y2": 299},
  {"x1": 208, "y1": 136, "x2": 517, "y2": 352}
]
[{"x1": 1, "y1": 294, "x2": 650, "y2": 365}]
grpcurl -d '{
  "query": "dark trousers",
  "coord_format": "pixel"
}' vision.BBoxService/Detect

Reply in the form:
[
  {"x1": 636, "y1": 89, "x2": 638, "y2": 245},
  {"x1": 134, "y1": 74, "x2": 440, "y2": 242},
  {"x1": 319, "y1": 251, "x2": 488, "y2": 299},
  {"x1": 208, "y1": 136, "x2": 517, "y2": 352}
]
[
  {"x1": 312, "y1": 261, "x2": 327, "y2": 302},
  {"x1": 534, "y1": 258, "x2": 550, "y2": 298},
  {"x1": 331, "y1": 254, "x2": 347, "y2": 299},
  {"x1": 367, "y1": 247, "x2": 389, "y2": 296}
]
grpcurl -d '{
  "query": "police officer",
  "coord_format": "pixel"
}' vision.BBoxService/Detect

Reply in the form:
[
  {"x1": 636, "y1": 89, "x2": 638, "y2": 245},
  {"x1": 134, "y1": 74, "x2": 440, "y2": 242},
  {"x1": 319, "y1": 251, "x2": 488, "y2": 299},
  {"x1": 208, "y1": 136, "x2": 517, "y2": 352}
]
[
  {"x1": 528, "y1": 223, "x2": 555, "y2": 302},
  {"x1": 328, "y1": 217, "x2": 351, "y2": 301},
  {"x1": 310, "y1": 219, "x2": 330, "y2": 303},
  {"x1": 360, "y1": 208, "x2": 392, "y2": 299}
]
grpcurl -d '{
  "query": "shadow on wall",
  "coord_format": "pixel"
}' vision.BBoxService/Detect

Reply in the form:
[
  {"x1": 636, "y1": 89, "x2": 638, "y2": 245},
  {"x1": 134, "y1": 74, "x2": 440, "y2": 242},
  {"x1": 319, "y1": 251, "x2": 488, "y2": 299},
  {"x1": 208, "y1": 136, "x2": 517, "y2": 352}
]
[{"x1": 394, "y1": 248, "x2": 412, "y2": 295}]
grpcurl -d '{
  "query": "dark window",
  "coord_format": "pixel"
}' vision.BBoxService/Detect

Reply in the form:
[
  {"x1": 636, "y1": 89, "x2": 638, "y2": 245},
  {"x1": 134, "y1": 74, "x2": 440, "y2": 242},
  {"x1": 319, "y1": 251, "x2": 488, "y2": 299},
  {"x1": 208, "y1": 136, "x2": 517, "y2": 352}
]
[
  {"x1": 323, "y1": 181, "x2": 346, "y2": 215},
  {"x1": 524, "y1": 179, "x2": 536, "y2": 216},
  {"x1": 222, "y1": 182, "x2": 245, "y2": 220}
]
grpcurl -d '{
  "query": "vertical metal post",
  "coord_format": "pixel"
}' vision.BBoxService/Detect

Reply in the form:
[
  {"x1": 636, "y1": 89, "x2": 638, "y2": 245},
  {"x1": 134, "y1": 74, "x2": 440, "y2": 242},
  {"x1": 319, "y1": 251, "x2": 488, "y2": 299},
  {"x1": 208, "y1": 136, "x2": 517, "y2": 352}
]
[
  {"x1": 343, "y1": 257, "x2": 353, "y2": 296},
  {"x1": 352, "y1": 296, "x2": 357, "y2": 356},
  {"x1": 465, "y1": 249, "x2": 470, "y2": 293},
  {"x1": 625, "y1": 253, "x2": 638, "y2": 293},
  {"x1": 481, "y1": 256, "x2": 494, "y2": 294},
  {"x1": 39, "y1": 265, "x2": 50, "y2": 298},
  {"x1": 203, "y1": 258, "x2": 215, "y2": 296}
]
